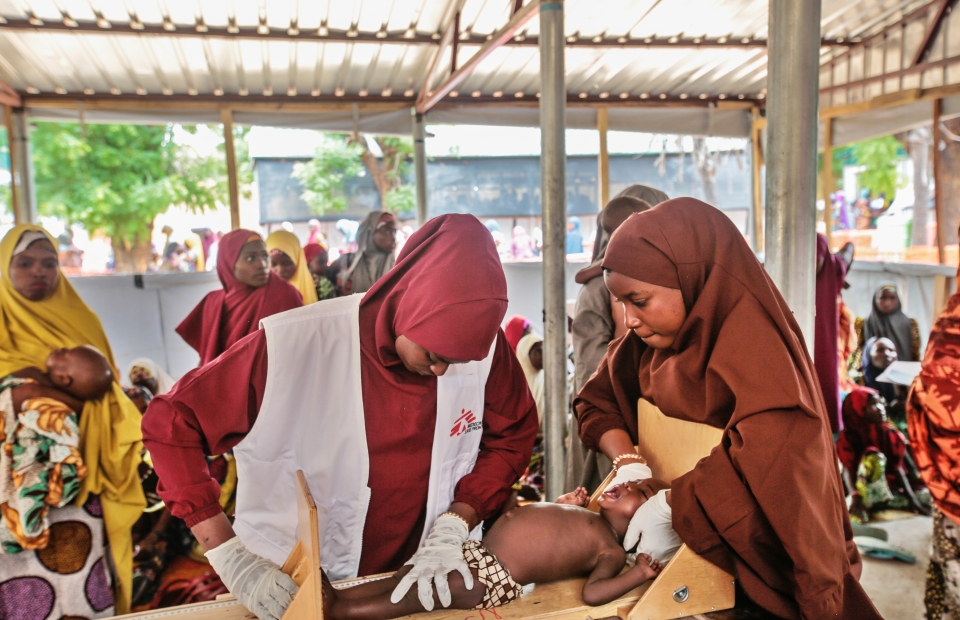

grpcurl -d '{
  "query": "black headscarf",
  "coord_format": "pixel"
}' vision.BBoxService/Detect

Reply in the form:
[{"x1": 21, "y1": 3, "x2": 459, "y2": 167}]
[{"x1": 863, "y1": 285, "x2": 915, "y2": 361}]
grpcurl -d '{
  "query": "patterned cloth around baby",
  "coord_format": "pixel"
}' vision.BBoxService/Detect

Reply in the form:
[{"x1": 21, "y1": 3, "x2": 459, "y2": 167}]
[{"x1": 0, "y1": 375, "x2": 87, "y2": 553}]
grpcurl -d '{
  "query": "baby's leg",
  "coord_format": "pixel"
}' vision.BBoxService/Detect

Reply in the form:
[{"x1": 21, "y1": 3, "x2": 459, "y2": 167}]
[{"x1": 323, "y1": 567, "x2": 486, "y2": 620}]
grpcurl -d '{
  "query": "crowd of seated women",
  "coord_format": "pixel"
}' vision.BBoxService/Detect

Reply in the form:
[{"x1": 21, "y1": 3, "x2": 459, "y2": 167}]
[{"x1": 0, "y1": 213, "x2": 401, "y2": 617}]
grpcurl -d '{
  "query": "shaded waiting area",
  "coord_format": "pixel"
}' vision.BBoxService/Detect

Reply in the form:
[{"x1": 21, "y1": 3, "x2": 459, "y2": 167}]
[{"x1": 2, "y1": 1, "x2": 960, "y2": 619}]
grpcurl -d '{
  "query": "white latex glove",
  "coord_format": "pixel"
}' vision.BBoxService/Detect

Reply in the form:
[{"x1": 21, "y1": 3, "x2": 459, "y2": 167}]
[
  {"x1": 205, "y1": 536, "x2": 299, "y2": 620},
  {"x1": 623, "y1": 489, "x2": 682, "y2": 562},
  {"x1": 604, "y1": 462, "x2": 653, "y2": 490},
  {"x1": 390, "y1": 513, "x2": 474, "y2": 611}
]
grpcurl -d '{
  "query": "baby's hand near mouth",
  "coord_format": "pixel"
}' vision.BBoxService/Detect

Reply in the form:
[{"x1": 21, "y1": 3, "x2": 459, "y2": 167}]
[{"x1": 556, "y1": 487, "x2": 589, "y2": 507}]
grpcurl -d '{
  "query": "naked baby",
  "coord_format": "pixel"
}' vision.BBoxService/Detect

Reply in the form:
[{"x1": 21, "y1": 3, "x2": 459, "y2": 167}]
[
  {"x1": 322, "y1": 466, "x2": 683, "y2": 620},
  {"x1": 9, "y1": 345, "x2": 115, "y2": 412}
]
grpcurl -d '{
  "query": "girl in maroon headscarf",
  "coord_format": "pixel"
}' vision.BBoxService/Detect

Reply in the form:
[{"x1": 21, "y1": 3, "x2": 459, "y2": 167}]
[
  {"x1": 838, "y1": 387, "x2": 928, "y2": 523},
  {"x1": 575, "y1": 199, "x2": 881, "y2": 619},
  {"x1": 142, "y1": 215, "x2": 537, "y2": 620},
  {"x1": 175, "y1": 229, "x2": 303, "y2": 365},
  {"x1": 503, "y1": 315, "x2": 531, "y2": 352}
]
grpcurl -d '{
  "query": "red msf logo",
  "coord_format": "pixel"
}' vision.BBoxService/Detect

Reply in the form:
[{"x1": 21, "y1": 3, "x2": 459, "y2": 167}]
[{"x1": 450, "y1": 409, "x2": 477, "y2": 437}]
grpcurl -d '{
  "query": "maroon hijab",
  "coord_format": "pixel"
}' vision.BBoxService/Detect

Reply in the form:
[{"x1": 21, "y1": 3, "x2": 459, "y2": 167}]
[
  {"x1": 585, "y1": 198, "x2": 877, "y2": 619},
  {"x1": 354, "y1": 214, "x2": 512, "y2": 573},
  {"x1": 361, "y1": 214, "x2": 508, "y2": 364},
  {"x1": 176, "y1": 229, "x2": 302, "y2": 365},
  {"x1": 814, "y1": 233, "x2": 849, "y2": 433}
]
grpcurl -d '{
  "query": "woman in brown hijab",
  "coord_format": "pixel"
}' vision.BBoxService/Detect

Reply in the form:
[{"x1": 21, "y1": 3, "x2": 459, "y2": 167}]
[{"x1": 575, "y1": 198, "x2": 880, "y2": 619}]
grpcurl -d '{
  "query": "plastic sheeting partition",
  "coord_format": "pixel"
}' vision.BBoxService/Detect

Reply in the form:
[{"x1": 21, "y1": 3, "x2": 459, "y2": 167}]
[
  {"x1": 823, "y1": 94, "x2": 960, "y2": 148},
  {"x1": 25, "y1": 102, "x2": 752, "y2": 138},
  {"x1": 69, "y1": 271, "x2": 220, "y2": 385},
  {"x1": 59, "y1": 259, "x2": 953, "y2": 393}
]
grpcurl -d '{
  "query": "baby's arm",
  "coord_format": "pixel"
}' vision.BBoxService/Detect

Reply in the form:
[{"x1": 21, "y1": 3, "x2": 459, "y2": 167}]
[
  {"x1": 556, "y1": 487, "x2": 590, "y2": 506},
  {"x1": 10, "y1": 367, "x2": 52, "y2": 385},
  {"x1": 581, "y1": 550, "x2": 662, "y2": 607},
  {"x1": 10, "y1": 381, "x2": 85, "y2": 414}
]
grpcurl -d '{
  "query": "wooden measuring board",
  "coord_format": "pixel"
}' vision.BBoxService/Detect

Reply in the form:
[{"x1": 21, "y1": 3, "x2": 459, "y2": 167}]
[
  {"x1": 588, "y1": 400, "x2": 736, "y2": 620},
  {"x1": 122, "y1": 400, "x2": 737, "y2": 620}
]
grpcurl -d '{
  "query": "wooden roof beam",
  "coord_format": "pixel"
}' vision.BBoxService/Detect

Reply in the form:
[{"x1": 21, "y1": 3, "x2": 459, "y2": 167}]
[
  {"x1": 416, "y1": 0, "x2": 541, "y2": 114},
  {"x1": 0, "y1": 77, "x2": 22, "y2": 107},
  {"x1": 911, "y1": 0, "x2": 957, "y2": 66}
]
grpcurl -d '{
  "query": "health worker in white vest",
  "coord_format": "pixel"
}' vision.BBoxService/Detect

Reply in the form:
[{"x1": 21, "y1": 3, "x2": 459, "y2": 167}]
[{"x1": 142, "y1": 214, "x2": 540, "y2": 620}]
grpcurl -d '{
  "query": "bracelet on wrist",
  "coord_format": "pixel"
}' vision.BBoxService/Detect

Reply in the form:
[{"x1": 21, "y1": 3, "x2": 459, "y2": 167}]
[
  {"x1": 440, "y1": 511, "x2": 471, "y2": 531},
  {"x1": 612, "y1": 453, "x2": 646, "y2": 471}
]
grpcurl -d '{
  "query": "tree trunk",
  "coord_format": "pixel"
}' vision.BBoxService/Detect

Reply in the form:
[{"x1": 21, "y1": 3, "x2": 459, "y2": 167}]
[
  {"x1": 939, "y1": 118, "x2": 960, "y2": 245},
  {"x1": 351, "y1": 135, "x2": 392, "y2": 208},
  {"x1": 113, "y1": 235, "x2": 154, "y2": 273},
  {"x1": 693, "y1": 138, "x2": 718, "y2": 206},
  {"x1": 906, "y1": 128, "x2": 932, "y2": 247}
]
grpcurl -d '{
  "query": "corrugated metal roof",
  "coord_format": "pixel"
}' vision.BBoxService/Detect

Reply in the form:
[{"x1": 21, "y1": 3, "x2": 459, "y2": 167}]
[{"x1": 0, "y1": 0, "x2": 948, "y2": 110}]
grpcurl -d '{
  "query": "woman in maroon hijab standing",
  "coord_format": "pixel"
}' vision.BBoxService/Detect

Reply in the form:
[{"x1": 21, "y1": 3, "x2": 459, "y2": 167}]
[
  {"x1": 175, "y1": 229, "x2": 303, "y2": 365},
  {"x1": 575, "y1": 199, "x2": 880, "y2": 619},
  {"x1": 143, "y1": 215, "x2": 537, "y2": 620}
]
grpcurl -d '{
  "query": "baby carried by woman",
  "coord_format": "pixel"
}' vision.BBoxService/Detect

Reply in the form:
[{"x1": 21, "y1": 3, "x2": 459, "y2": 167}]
[{"x1": 0, "y1": 345, "x2": 113, "y2": 551}]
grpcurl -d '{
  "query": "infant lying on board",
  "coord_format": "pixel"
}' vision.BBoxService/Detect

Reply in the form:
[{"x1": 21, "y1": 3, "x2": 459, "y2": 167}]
[{"x1": 322, "y1": 463, "x2": 682, "y2": 620}]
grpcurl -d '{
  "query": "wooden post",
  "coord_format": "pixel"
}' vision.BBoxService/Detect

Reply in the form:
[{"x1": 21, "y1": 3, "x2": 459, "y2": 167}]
[
  {"x1": 934, "y1": 98, "x2": 946, "y2": 265},
  {"x1": 597, "y1": 107, "x2": 610, "y2": 210},
  {"x1": 751, "y1": 109, "x2": 764, "y2": 253},
  {"x1": 221, "y1": 108, "x2": 241, "y2": 231},
  {"x1": 822, "y1": 117, "x2": 834, "y2": 249},
  {"x1": 4, "y1": 105, "x2": 17, "y2": 220}
]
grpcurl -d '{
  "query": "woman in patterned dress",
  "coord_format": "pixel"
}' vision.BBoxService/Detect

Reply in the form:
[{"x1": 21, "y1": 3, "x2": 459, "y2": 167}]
[
  {"x1": 0, "y1": 225, "x2": 145, "y2": 618},
  {"x1": 908, "y1": 284, "x2": 960, "y2": 619}
]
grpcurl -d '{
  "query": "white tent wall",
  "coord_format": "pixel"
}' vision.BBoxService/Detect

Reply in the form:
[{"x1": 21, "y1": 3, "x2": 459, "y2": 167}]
[
  {"x1": 70, "y1": 260, "x2": 954, "y2": 387},
  {"x1": 817, "y1": 93, "x2": 960, "y2": 149},
  {"x1": 23, "y1": 102, "x2": 752, "y2": 139}
]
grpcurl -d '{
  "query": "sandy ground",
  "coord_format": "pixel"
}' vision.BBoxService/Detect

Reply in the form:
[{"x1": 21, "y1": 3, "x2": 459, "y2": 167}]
[{"x1": 860, "y1": 515, "x2": 933, "y2": 619}]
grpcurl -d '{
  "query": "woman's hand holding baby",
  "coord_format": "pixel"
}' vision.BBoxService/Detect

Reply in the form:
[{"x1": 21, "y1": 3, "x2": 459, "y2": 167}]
[{"x1": 556, "y1": 488, "x2": 590, "y2": 507}]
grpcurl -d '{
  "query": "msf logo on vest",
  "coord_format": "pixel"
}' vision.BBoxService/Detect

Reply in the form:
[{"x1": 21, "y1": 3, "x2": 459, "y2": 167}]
[{"x1": 450, "y1": 409, "x2": 482, "y2": 437}]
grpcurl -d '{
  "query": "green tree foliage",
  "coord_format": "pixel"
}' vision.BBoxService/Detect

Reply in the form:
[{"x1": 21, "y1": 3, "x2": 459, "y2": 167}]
[
  {"x1": 822, "y1": 136, "x2": 906, "y2": 204},
  {"x1": 292, "y1": 133, "x2": 414, "y2": 215},
  {"x1": 31, "y1": 122, "x2": 250, "y2": 270},
  {"x1": 0, "y1": 127, "x2": 10, "y2": 215},
  {"x1": 291, "y1": 135, "x2": 365, "y2": 214}
]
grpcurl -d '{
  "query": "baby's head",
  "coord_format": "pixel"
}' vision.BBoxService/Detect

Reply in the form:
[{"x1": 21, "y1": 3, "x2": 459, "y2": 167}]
[
  {"x1": 597, "y1": 477, "x2": 671, "y2": 538},
  {"x1": 45, "y1": 346, "x2": 114, "y2": 401}
]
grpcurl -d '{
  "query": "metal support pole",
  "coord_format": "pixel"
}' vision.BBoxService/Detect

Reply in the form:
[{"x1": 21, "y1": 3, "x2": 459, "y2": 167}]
[
  {"x1": 540, "y1": 0, "x2": 566, "y2": 502},
  {"x1": 597, "y1": 107, "x2": 609, "y2": 210},
  {"x1": 221, "y1": 108, "x2": 240, "y2": 230},
  {"x1": 764, "y1": 0, "x2": 822, "y2": 347},
  {"x1": 751, "y1": 109, "x2": 764, "y2": 253},
  {"x1": 412, "y1": 110, "x2": 428, "y2": 226},
  {"x1": 933, "y1": 98, "x2": 946, "y2": 265},
  {"x1": 8, "y1": 107, "x2": 36, "y2": 224},
  {"x1": 822, "y1": 118, "x2": 834, "y2": 249}
]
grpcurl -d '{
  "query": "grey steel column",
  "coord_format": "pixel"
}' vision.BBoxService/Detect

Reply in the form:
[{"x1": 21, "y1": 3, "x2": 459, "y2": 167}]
[
  {"x1": 9, "y1": 108, "x2": 36, "y2": 224},
  {"x1": 540, "y1": 0, "x2": 566, "y2": 502},
  {"x1": 764, "y1": 0, "x2": 821, "y2": 347},
  {"x1": 411, "y1": 110, "x2": 428, "y2": 226}
]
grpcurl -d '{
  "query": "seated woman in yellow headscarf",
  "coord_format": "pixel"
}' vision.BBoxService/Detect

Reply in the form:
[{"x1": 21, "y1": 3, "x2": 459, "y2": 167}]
[
  {"x1": 265, "y1": 230, "x2": 319, "y2": 304},
  {"x1": 0, "y1": 225, "x2": 145, "y2": 617}
]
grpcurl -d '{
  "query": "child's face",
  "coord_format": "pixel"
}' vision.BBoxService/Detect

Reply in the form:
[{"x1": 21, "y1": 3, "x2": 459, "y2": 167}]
[
  {"x1": 46, "y1": 346, "x2": 113, "y2": 400},
  {"x1": 270, "y1": 250, "x2": 298, "y2": 282},
  {"x1": 529, "y1": 342, "x2": 543, "y2": 371},
  {"x1": 597, "y1": 478, "x2": 670, "y2": 535},
  {"x1": 864, "y1": 395, "x2": 887, "y2": 425}
]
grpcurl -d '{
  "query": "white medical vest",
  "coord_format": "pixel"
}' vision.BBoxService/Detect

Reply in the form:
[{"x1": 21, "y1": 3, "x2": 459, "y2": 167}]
[{"x1": 232, "y1": 295, "x2": 494, "y2": 579}]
